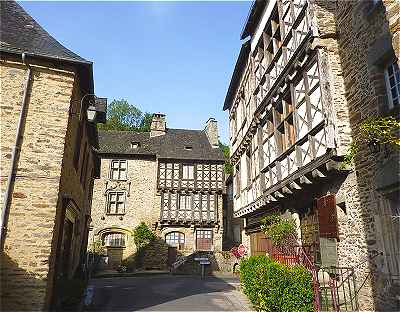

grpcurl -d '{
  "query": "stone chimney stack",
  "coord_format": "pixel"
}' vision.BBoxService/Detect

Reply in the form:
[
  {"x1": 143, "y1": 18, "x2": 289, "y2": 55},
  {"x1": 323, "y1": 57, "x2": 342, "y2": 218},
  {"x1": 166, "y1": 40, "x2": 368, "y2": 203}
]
[
  {"x1": 150, "y1": 113, "x2": 166, "y2": 137},
  {"x1": 205, "y1": 117, "x2": 219, "y2": 148}
]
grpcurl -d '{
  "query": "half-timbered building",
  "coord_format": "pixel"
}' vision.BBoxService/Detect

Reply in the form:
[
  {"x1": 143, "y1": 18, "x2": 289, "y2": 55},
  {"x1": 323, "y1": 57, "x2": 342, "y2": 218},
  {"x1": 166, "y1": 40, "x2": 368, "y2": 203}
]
[
  {"x1": 224, "y1": 0, "x2": 399, "y2": 310},
  {"x1": 89, "y1": 114, "x2": 225, "y2": 269}
]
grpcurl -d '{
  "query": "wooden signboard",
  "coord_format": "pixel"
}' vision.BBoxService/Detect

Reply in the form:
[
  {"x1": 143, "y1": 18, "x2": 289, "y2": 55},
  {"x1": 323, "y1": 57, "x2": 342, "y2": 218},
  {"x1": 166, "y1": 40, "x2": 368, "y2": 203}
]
[{"x1": 316, "y1": 194, "x2": 339, "y2": 240}]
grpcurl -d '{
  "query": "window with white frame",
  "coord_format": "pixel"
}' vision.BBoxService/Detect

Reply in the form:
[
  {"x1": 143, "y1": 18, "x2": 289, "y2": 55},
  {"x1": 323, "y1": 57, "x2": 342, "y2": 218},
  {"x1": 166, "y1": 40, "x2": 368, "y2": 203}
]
[
  {"x1": 182, "y1": 164, "x2": 194, "y2": 180},
  {"x1": 165, "y1": 232, "x2": 185, "y2": 249},
  {"x1": 110, "y1": 160, "x2": 127, "y2": 180},
  {"x1": 384, "y1": 60, "x2": 400, "y2": 108},
  {"x1": 106, "y1": 191, "x2": 126, "y2": 214},
  {"x1": 103, "y1": 232, "x2": 125, "y2": 247}
]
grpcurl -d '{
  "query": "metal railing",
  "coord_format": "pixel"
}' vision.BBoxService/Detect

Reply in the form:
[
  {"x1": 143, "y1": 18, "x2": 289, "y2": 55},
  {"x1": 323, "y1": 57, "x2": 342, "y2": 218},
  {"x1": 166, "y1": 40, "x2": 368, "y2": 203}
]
[{"x1": 269, "y1": 244, "x2": 358, "y2": 312}]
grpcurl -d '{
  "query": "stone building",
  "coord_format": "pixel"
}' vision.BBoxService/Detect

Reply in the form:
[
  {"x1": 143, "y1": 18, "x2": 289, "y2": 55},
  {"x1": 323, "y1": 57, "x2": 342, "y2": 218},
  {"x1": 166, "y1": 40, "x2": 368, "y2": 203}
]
[
  {"x1": 0, "y1": 2, "x2": 105, "y2": 310},
  {"x1": 223, "y1": 0, "x2": 399, "y2": 310},
  {"x1": 89, "y1": 114, "x2": 225, "y2": 269}
]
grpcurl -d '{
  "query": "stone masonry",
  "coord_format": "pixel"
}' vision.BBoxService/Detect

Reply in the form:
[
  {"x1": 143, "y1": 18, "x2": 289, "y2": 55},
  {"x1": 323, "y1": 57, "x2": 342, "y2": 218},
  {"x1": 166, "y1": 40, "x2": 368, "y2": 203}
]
[{"x1": 0, "y1": 59, "x2": 98, "y2": 310}]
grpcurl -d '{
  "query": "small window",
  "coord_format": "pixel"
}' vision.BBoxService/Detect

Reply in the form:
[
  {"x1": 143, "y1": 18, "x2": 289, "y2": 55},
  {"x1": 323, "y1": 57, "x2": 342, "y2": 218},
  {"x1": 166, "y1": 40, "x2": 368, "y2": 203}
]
[
  {"x1": 182, "y1": 164, "x2": 194, "y2": 180},
  {"x1": 196, "y1": 229, "x2": 213, "y2": 251},
  {"x1": 384, "y1": 60, "x2": 400, "y2": 108},
  {"x1": 110, "y1": 160, "x2": 127, "y2": 180},
  {"x1": 106, "y1": 191, "x2": 126, "y2": 214},
  {"x1": 103, "y1": 232, "x2": 125, "y2": 247},
  {"x1": 179, "y1": 194, "x2": 192, "y2": 210},
  {"x1": 131, "y1": 142, "x2": 140, "y2": 149},
  {"x1": 184, "y1": 146, "x2": 193, "y2": 150},
  {"x1": 165, "y1": 232, "x2": 185, "y2": 249}
]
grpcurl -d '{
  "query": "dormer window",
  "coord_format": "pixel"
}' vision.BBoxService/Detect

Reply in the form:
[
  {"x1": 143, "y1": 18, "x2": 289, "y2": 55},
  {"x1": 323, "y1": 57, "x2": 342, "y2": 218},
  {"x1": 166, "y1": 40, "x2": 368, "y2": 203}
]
[
  {"x1": 131, "y1": 142, "x2": 140, "y2": 149},
  {"x1": 184, "y1": 146, "x2": 192, "y2": 150}
]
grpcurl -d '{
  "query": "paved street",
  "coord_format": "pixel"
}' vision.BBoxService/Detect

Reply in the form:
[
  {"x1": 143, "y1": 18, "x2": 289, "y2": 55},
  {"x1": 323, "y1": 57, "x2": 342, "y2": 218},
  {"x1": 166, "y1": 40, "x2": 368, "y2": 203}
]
[{"x1": 86, "y1": 274, "x2": 251, "y2": 311}]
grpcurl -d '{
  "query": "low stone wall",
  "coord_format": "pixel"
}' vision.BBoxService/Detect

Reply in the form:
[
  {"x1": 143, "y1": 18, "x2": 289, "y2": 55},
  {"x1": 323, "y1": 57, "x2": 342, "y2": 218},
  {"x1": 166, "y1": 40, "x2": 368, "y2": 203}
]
[
  {"x1": 141, "y1": 239, "x2": 169, "y2": 270},
  {"x1": 172, "y1": 251, "x2": 239, "y2": 275}
]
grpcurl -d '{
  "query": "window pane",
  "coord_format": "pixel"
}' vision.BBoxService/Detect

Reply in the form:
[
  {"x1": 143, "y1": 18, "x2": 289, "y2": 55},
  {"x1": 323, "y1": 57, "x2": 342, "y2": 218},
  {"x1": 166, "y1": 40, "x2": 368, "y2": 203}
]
[{"x1": 111, "y1": 169, "x2": 118, "y2": 180}]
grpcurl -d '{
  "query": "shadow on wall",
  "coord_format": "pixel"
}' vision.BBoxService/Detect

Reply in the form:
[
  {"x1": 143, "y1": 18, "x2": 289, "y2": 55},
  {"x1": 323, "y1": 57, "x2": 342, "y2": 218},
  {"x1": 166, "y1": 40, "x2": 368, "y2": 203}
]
[{"x1": 0, "y1": 252, "x2": 47, "y2": 311}]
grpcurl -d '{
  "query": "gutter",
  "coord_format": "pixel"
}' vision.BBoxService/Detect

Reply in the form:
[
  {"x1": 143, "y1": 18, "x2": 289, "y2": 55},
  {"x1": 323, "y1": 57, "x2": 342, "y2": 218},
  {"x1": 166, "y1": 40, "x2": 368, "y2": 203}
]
[{"x1": 0, "y1": 53, "x2": 32, "y2": 251}]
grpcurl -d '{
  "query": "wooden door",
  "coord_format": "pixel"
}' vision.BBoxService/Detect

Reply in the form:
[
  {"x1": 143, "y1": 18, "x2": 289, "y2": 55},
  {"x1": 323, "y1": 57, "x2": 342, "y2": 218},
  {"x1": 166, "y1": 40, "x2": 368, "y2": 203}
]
[
  {"x1": 250, "y1": 232, "x2": 273, "y2": 256},
  {"x1": 107, "y1": 248, "x2": 123, "y2": 268},
  {"x1": 167, "y1": 247, "x2": 177, "y2": 267}
]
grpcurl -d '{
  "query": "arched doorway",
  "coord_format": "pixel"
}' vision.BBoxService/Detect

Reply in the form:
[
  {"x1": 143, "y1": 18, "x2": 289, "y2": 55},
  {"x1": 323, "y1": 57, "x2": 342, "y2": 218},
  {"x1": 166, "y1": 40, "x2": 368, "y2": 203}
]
[{"x1": 165, "y1": 232, "x2": 185, "y2": 266}]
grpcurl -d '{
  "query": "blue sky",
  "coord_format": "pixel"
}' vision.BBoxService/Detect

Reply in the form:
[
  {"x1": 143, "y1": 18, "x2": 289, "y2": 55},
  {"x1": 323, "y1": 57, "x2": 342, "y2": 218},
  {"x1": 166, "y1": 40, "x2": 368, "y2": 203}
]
[{"x1": 20, "y1": 1, "x2": 252, "y2": 143}]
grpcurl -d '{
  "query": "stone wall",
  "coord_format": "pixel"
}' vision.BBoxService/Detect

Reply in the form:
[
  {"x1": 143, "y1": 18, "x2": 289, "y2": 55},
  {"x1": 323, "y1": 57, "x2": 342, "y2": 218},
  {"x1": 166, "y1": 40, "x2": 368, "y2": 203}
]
[
  {"x1": 297, "y1": 1, "x2": 400, "y2": 310},
  {"x1": 90, "y1": 155, "x2": 225, "y2": 270},
  {"x1": 89, "y1": 157, "x2": 160, "y2": 266},
  {"x1": 332, "y1": 1, "x2": 399, "y2": 310},
  {"x1": 0, "y1": 59, "x2": 96, "y2": 310}
]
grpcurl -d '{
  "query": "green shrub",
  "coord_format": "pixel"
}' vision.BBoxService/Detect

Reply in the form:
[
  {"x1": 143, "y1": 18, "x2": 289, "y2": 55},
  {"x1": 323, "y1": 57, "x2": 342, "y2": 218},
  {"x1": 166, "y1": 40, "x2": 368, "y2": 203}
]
[
  {"x1": 240, "y1": 255, "x2": 313, "y2": 312},
  {"x1": 133, "y1": 222, "x2": 155, "y2": 249}
]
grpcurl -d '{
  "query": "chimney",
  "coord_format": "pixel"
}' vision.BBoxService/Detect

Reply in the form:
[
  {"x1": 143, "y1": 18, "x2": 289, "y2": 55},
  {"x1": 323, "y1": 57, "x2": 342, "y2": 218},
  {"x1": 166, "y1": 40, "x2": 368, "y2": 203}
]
[
  {"x1": 205, "y1": 117, "x2": 219, "y2": 148},
  {"x1": 150, "y1": 113, "x2": 166, "y2": 137}
]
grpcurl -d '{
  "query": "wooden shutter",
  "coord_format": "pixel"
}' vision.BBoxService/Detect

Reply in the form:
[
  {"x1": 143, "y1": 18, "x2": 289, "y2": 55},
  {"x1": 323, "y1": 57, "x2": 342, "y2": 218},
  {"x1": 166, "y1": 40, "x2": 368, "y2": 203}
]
[{"x1": 317, "y1": 194, "x2": 339, "y2": 240}]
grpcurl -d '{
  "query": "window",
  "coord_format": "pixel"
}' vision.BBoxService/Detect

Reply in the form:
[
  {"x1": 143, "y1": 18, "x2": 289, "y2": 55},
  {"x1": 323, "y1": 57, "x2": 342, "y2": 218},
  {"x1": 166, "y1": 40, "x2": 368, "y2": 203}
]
[
  {"x1": 106, "y1": 191, "x2": 126, "y2": 214},
  {"x1": 182, "y1": 165, "x2": 194, "y2": 180},
  {"x1": 179, "y1": 194, "x2": 192, "y2": 209},
  {"x1": 103, "y1": 232, "x2": 125, "y2": 247},
  {"x1": 184, "y1": 146, "x2": 193, "y2": 150},
  {"x1": 196, "y1": 229, "x2": 212, "y2": 250},
  {"x1": 110, "y1": 160, "x2": 127, "y2": 180},
  {"x1": 384, "y1": 60, "x2": 400, "y2": 108},
  {"x1": 165, "y1": 232, "x2": 185, "y2": 249},
  {"x1": 235, "y1": 164, "x2": 241, "y2": 196},
  {"x1": 246, "y1": 149, "x2": 252, "y2": 186}
]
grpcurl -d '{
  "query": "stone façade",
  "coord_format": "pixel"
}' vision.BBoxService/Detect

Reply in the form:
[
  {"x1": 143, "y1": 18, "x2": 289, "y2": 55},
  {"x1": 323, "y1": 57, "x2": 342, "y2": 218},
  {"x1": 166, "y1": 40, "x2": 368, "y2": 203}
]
[{"x1": 89, "y1": 116, "x2": 226, "y2": 271}]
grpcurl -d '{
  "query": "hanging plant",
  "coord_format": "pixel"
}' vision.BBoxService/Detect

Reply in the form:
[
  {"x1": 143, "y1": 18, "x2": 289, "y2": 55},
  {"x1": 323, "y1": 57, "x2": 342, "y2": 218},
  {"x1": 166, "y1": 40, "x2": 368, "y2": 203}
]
[{"x1": 342, "y1": 116, "x2": 400, "y2": 167}]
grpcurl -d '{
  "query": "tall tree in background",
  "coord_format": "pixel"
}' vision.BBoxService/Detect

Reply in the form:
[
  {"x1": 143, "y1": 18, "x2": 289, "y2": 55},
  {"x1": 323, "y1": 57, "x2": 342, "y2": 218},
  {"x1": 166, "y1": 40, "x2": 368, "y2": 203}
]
[
  {"x1": 219, "y1": 141, "x2": 233, "y2": 174},
  {"x1": 98, "y1": 99, "x2": 151, "y2": 132}
]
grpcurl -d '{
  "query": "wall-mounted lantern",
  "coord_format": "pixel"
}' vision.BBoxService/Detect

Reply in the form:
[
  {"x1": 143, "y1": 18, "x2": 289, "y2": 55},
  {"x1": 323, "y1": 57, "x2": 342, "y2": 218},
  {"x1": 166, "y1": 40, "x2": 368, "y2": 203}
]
[{"x1": 80, "y1": 94, "x2": 107, "y2": 124}]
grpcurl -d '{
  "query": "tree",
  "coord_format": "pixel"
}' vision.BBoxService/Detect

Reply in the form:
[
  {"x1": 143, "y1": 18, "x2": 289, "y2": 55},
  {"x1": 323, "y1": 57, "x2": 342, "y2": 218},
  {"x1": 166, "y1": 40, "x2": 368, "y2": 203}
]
[
  {"x1": 219, "y1": 141, "x2": 233, "y2": 174},
  {"x1": 98, "y1": 99, "x2": 152, "y2": 132}
]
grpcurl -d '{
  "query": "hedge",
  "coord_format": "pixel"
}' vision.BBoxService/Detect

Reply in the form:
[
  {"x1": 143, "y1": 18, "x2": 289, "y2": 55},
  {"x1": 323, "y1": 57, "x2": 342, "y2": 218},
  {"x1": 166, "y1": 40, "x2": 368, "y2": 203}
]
[{"x1": 240, "y1": 255, "x2": 314, "y2": 312}]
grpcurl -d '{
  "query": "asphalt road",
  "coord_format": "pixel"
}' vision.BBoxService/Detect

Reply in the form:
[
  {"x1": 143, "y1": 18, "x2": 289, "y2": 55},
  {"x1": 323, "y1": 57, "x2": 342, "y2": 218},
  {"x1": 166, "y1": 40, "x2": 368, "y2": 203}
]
[{"x1": 85, "y1": 274, "x2": 251, "y2": 311}]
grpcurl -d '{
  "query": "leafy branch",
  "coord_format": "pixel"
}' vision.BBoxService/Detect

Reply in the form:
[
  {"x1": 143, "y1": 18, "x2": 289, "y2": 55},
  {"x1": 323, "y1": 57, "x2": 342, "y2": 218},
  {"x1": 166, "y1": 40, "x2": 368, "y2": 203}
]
[
  {"x1": 260, "y1": 214, "x2": 297, "y2": 246},
  {"x1": 342, "y1": 116, "x2": 400, "y2": 167}
]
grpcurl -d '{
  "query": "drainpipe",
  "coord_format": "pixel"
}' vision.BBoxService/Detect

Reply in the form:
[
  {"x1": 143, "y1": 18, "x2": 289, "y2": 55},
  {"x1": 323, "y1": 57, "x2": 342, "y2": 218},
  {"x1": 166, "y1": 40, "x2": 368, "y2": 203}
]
[{"x1": 0, "y1": 53, "x2": 33, "y2": 251}]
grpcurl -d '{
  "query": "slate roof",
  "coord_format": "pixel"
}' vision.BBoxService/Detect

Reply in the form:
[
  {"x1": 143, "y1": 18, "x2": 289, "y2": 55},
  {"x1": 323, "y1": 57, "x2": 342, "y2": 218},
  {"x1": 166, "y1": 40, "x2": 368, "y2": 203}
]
[
  {"x1": 98, "y1": 129, "x2": 225, "y2": 161},
  {"x1": 240, "y1": 0, "x2": 267, "y2": 40},
  {"x1": 223, "y1": 40, "x2": 250, "y2": 111},
  {"x1": 0, "y1": 1, "x2": 90, "y2": 64}
]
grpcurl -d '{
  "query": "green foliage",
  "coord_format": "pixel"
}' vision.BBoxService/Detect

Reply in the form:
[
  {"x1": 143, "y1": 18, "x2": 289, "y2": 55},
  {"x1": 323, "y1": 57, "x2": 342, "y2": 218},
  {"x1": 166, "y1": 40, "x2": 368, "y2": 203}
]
[
  {"x1": 133, "y1": 222, "x2": 156, "y2": 249},
  {"x1": 219, "y1": 141, "x2": 233, "y2": 174},
  {"x1": 342, "y1": 116, "x2": 400, "y2": 167},
  {"x1": 88, "y1": 239, "x2": 106, "y2": 256},
  {"x1": 240, "y1": 256, "x2": 314, "y2": 312},
  {"x1": 260, "y1": 214, "x2": 296, "y2": 246},
  {"x1": 98, "y1": 99, "x2": 151, "y2": 132}
]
